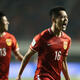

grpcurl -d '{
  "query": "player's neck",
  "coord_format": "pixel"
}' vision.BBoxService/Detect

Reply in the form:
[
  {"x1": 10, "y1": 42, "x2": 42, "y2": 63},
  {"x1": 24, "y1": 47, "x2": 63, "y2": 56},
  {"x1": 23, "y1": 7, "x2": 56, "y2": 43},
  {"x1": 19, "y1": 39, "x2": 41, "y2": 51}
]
[
  {"x1": 51, "y1": 24, "x2": 62, "y2": 37},
  {"x1": 54, "y1": 29, "x2": 62, "y2": 37}
]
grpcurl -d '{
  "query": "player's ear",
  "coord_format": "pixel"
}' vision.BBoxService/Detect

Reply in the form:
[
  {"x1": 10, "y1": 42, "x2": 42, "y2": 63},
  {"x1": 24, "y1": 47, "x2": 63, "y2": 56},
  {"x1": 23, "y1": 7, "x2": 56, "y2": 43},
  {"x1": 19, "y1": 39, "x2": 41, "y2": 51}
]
[
  {"x1": 51, "y1": 17, "x2": 56, "y2": 23},
  {"x1": 51, "y1": 16, "x2": 53, "y2": 22}
]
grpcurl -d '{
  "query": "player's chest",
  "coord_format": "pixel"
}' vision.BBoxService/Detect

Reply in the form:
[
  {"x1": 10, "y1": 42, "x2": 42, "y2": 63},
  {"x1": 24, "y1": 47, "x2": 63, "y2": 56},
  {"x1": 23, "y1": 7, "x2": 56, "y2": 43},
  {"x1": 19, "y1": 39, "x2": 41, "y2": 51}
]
[
  {"x1": 0, "y1": 37, "x2": 12, "y2": 48},
  {"x1": 47, "y1": 37, "x2": 68, "y2": 51}
]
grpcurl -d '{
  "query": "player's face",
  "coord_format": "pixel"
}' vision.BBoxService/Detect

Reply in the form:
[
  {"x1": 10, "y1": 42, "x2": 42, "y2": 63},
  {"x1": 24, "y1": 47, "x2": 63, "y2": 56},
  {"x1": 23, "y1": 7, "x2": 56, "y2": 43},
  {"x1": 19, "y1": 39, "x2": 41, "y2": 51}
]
[
  {"x1": 0, "y1": 16, "x2": 9, "y2": 32},
  {"x1": 55, "y1": 10, "x2": 68, "y2": 31}
]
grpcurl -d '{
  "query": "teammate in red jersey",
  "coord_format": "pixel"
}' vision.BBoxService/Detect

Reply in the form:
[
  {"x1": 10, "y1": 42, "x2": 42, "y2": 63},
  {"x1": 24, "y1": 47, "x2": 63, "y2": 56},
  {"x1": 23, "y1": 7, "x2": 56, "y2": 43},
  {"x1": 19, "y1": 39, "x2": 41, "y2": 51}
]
[
  {"x1": 16, "y1": 6, "x2": 71, "y2": 80},
  {"x1": 0, "y1": 12, "x2": 23, "y2": 80}
]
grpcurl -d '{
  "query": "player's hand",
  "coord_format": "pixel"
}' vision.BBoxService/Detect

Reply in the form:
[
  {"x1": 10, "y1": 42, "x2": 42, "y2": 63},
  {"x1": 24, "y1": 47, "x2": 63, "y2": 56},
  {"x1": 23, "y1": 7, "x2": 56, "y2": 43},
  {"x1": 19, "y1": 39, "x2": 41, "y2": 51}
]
[{"x1": 16, "y1": 75, "x2": 21, "y2": 80}]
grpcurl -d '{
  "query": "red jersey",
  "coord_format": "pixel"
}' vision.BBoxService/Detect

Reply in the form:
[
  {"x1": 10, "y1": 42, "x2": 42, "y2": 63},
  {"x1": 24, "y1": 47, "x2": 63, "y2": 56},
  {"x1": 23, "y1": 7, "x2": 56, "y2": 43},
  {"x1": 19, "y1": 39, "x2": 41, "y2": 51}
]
[
  {"x1": 0, "y1": 32, "x2": 19, "y2": 80},
  {"x1": 30, "y1": 28, "x2": 71, "y2": 80}
]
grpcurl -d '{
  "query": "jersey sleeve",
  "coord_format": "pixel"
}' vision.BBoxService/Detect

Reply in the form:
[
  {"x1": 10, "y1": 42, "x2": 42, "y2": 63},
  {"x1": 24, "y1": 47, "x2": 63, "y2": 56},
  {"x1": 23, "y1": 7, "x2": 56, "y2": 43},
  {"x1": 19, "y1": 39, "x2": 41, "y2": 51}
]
[
  {"x1": 64, "y1": 38, "x2": 71, "y2": 56},
  {"x1": 12, "y1": 36, "x2": 19, "y2": 52},
  {"x1": 30, "y1": 34, "x2": 43, "y2": 52}
]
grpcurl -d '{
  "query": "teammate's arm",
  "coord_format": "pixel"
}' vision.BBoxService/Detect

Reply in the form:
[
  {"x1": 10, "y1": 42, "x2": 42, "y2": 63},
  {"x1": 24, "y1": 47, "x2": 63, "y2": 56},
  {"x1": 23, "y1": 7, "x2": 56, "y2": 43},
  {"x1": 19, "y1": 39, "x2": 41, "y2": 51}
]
[
  {"x1": 16, "y1": 48, "x2": 36, "y2": 80},
  {"x1": 13, "y1": 50, "x2": 24, "y2": 61},
  {"x1": 62, "y1": 56, "x2": 70, "y2": 80}
]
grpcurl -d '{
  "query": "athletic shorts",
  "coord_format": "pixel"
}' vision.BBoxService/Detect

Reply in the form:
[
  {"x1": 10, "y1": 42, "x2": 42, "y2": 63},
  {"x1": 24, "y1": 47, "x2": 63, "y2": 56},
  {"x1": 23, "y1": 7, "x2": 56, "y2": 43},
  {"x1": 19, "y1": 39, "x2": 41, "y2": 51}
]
[{"x1": 34, "y1": 75, "x2": 55, "y2": 80}]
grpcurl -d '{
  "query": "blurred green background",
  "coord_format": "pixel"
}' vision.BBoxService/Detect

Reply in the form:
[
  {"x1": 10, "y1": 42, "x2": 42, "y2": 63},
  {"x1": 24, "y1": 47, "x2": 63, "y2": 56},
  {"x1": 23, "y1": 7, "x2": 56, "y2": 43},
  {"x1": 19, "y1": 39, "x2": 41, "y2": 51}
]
[{"x1": 0, "y1": 0, "x2": 80, "y2": 80}]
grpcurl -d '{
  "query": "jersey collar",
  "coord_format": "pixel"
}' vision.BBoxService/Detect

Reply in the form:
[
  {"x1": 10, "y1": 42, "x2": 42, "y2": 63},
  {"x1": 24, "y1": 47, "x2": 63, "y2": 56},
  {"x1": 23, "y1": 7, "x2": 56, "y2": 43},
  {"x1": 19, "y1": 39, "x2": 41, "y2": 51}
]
[{"x1": 48, "y1": 28, "x2": 64, "y2": 37}]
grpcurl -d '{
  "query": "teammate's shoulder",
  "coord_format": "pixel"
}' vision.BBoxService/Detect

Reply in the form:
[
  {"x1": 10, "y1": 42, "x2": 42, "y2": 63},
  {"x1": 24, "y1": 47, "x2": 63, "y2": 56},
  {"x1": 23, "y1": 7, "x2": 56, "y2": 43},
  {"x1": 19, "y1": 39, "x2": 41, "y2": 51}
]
[
  {"x1": 63, "y1": 32, "x2": 71, "y2": 41},
  {"x1": 5, "y1": 32, "x2": 15, "y2": 38}
]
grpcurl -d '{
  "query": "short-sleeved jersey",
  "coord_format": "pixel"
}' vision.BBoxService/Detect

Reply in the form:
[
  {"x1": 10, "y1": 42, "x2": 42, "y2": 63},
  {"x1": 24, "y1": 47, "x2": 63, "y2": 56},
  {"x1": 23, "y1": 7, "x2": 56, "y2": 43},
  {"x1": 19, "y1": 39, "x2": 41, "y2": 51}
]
[
  {"x1": 0, "y1": 32, "x2": 19, "y2": 80},
  {"x1": 30, "y1": 28, "x2": 71, "y2": 80}
]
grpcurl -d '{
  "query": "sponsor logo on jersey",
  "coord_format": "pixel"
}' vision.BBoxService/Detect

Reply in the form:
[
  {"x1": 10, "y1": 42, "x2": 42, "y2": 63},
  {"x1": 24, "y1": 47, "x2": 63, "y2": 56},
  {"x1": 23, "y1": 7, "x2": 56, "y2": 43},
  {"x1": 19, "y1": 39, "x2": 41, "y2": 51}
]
[
  {"x1": 63, "y1": 41, "x2": 68, "y2": 50},
  {"x1": 6, "y1": 39, "x2": 12, "y2": 46}
]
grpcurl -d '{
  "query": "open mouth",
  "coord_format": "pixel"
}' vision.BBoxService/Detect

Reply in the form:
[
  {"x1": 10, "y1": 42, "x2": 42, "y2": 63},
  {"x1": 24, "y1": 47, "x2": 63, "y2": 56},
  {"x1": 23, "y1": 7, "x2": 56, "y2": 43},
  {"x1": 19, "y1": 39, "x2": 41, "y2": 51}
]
[
  {"x1": 62, "y1": 22, "x2": 68, "y2": 28},
  {"x1": 62, "y1": 23, "x2": 67, "y2": 30},
  {"x1": 63, "y1": 23, "x2": 67, "y2": 26}
]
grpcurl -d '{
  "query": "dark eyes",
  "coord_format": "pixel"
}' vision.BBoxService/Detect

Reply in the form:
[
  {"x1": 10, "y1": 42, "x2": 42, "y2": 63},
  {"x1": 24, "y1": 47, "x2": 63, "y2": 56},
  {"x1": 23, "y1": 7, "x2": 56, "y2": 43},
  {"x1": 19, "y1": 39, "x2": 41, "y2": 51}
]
[{"x1": 60, "y1": 16, "x2": 68, "y2": 19}]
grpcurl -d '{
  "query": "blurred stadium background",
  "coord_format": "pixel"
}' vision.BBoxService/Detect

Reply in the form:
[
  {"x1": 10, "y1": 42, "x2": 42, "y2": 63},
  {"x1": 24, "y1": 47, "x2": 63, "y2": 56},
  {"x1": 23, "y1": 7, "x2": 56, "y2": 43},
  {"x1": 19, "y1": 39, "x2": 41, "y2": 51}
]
[{"x1": 0, "y1": 0, "x2": 80, "y2": 80}]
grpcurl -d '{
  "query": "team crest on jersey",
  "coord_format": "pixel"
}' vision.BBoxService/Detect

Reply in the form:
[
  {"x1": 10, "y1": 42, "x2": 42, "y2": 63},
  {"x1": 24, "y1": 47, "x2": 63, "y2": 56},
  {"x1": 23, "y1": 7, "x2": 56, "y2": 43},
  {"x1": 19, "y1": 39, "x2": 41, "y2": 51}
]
[
  {"x1": 6, "y1": 39, "x2": 12, "y2": 46},
  {"x1": 63, "y1": 41, "x2": 68, "y2": 50}
]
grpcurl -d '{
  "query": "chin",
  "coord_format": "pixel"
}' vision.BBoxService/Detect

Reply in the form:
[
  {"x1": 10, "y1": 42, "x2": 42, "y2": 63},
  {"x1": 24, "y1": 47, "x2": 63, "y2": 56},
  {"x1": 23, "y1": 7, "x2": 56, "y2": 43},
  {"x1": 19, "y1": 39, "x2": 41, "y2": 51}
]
[
  {"x1": 63, "y1": 28, "x2": 66, "y2": 31},
  {"x1": 62, "y1": 26, "x2": 67, "y2": 31}
]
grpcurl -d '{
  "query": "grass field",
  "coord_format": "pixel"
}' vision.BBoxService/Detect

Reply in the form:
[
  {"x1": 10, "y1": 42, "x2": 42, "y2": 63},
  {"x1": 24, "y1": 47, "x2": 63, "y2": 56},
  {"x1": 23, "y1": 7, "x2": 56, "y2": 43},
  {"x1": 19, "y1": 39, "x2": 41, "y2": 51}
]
[
  {"x1": 9, "y1": 78, "x2": 33, "y2": 80},
  {"x1": 9, "y1": 77, "x2": 80, "y2": 80},
  {"x1": 9, "y1": 62, "x2": 80, "y2": 80}
]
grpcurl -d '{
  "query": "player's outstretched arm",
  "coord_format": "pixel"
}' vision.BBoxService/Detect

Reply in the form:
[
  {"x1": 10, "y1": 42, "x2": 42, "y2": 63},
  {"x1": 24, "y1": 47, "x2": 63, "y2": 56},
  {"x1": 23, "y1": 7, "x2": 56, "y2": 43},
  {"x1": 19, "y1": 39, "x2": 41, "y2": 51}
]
[
  {"x1": 62, "y1": 56, "x2": 70, "y2": 80},
  {"x1": 16, "y1": 48, "x2": 36, "y2": 80}
]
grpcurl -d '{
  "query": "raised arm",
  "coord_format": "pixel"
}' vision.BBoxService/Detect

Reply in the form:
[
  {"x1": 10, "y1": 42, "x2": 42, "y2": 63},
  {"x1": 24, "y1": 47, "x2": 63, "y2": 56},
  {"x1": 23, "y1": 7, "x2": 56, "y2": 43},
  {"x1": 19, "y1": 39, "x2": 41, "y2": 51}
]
[{"x1": 16, "y1": 48, "x2": 36, "y2": 80}]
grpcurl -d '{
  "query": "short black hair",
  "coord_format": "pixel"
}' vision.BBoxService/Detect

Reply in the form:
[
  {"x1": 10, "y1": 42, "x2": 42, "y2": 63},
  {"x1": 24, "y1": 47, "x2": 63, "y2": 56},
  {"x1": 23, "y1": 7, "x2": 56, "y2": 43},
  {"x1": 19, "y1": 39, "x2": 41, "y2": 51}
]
[
  {"x1": 0, "y1": 11, "x2": 5, "y2": 20},
  {"x1": 49, "y1": 6, "x2": 66, "y2": 19}
]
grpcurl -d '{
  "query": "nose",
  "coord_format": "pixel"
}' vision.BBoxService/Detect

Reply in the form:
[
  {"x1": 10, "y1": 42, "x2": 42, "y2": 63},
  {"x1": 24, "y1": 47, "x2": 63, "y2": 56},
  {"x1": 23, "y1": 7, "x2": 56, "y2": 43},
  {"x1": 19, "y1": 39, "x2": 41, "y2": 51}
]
[{"x1": 65, "y1": 17, "x2": 68, "y2": 22}]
